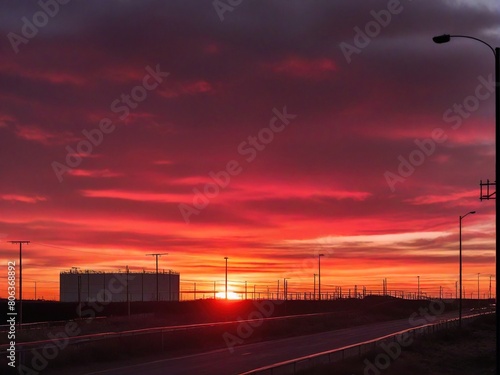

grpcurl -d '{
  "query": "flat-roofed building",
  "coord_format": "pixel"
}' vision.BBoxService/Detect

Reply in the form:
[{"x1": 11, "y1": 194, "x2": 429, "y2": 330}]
[{"x1": 60, "y1": 268, "x2": 180, "y2": 302}]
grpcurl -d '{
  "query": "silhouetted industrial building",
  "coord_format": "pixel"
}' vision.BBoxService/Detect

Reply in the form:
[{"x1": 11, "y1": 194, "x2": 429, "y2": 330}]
[{"x1": 60, "y1": 267, "x2": 180, "y2": 302}]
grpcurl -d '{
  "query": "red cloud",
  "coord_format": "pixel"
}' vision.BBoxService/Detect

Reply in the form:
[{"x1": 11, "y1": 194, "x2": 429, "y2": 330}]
[
  {"x1": 1, "y1": 194, "x2": 47, "y2": 203},
  {"x1": 68, "y1": 169, "x2": 123, "y2": 178},
  {"x1": 14, "y1": 125, "x2": 77, "y2": 146},
  {"x1": 160, "y1": 80, "x2": 214, "y2": 98},
  {"x1": 265, "y1": 56, "x2": 337, "y2": 79}
]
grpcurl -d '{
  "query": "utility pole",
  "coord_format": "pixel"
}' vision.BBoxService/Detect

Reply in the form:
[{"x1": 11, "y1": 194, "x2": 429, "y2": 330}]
[
  {"x1": 477, "y1": 273, "x2": 480, "y2": 302},
  {"x1": 9, "y1": 241, "x2": 29, "y2": 325},
  {"x1": 34, "y1": 281, "x2": 36, "y2": 300},
  {"x1": 146, "y1": 253, "x2": 167, "y2": 301},
  {"x1": 417, "y1": 276, "x2": 420, "y2": 300},
  {"x1": 313, "y1": 274, "x2": 317, "y2": 300},
  {"x1": 284, "y1": 278, "x2": 290, "y2": 300},
  {"x1": 168, "y1": 270, "x2": 172, "y2": 301},
  {"x1": 142, "y1": 269, "x2": 145, "y2": 302},
  {"x1": 489, "y1": 275, "x2": 493, "y2": 300},
  {"x1": 318, "y1": 254, "x2": 324, "y2": 301},
  {"x1": 224, "y1": 257, "x2": 229, "y2": 300}
]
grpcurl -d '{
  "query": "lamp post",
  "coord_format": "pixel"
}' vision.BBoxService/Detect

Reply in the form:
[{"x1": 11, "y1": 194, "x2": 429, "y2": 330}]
[
  {"x1": 283, "y1": 278, "x2": 290, "y2": 300},
  {"x1": 432, "y1": 35, "x2": 498, "y2": 159},
  {"x1": 224, "y1": 257, "x2": 228, "y2": 300},
  {"x1": 314, "y1": 273, "x2": 317, "y2": 300},
  {"x1": 318, "y1": 254, "x2": 324, "y2": 301},
  {"x1": 478, "y1": 273, "x2": 481, "y2": 304},
  {"x1": 417, "y1": 276, "x2": 420, "y2": 300},
  {"x1": 459, "y1": 211, "x2": 476, "y2": 327},
  {"x1": 433, "y1": 32, "x2": 497, "y2": 329},
  {"x1": 490, "y1": 275, "x2": 493, "y2": 300}
]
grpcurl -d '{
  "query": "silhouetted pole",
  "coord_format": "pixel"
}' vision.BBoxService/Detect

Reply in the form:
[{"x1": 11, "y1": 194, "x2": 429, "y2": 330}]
[
  {"x1": 313, "y1": 273, "x2": 317, "y2": 300},
  {"x1": 459, "y1": 211, "x2": 475, "y2": 327},
  {"x1": 9, "y1": 241, "x2": 29, "y2": 325},
  {"x1": 146, "y1": 253, "x2": 167, "y2": 301},
  {"x1": 283, "y1": 278, "x2": 289, "y2": 300},
  {"x1": 490, "y1": 275, "x2": 493, "y2": 300},
  {"x1": 318, "y1": 254, "x2": 324, "y2": 301},
  {"x1": 433, "y1": 33, "x2": 497, "y2": 332},
  {"x1": 417, "y1": 276, "x2": 420, "y2": 300},
  {"x1": 224, "y1": 257, "x2": 228, "y2": 300},
  {"x1": 168, "y1": 270, "x2": 172, "y2": 301},
  {"x1": 142, "y1": 269, "x2": 145, "y2": 302},
  {"x1": 478, "y1": 273, "x2": 480, "y2": 302},
  {"x1": 277, "y1": 280, "x2": 280, "y2": 300}
]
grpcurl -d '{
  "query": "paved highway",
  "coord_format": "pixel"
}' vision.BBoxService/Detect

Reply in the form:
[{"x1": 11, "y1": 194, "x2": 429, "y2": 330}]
[{"x1": 45, "y1": 310, "x2": 474, "y2": 375}]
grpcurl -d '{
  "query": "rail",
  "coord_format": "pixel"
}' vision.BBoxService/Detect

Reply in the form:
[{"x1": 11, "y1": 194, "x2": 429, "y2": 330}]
[{"x1": 238, "y1": 312, "x2": 493, "y2": 375}]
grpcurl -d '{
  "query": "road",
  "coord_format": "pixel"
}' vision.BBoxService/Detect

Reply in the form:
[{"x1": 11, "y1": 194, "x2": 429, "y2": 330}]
[{"x1": 46, "y1": 310, "x2": 473, "y2": 375}]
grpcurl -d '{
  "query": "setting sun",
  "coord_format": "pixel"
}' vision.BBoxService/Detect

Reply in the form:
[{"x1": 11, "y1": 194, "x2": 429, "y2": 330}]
[{"x1": 216, "y1": 291, "x2": 242, "y2": 300}]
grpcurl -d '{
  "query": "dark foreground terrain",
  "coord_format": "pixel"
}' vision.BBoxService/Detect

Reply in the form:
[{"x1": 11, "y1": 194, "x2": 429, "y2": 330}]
[
  {"x1": 0, "y1": 297, "x2": 492, "y2": 374},
  {"x1": 299, "y1": 313, "x2": 496, "y2": 375}
]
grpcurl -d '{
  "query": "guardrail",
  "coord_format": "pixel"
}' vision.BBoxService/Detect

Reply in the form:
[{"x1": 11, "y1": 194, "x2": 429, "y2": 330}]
[
  {"x1": 0, "y1": 316, "x2": 108, "y2": 333},
  {"x1": 238, "y1": 312, "x2": 493, "y2": 375},
  {"x1": 0, "y1": 310, "x2": 345, "y2": 353}
]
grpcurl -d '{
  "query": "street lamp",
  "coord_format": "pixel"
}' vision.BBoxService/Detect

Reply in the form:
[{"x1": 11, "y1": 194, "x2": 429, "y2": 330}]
[
  {"x1": 459, "y1": 210, "x2": 475, "y2": 327},
  {"x1": 417, "y1": 276, "x2": 420, "y2": 300},
  {"x1": 283, "y1": 278, "x2": 290, "y2": 300},
  {"x1": 490, "y1": 274, "x2": 493, "y2": 300},
  {"x1": 318, "y1": 254, "x2": 325, "y2": 301},
  {"x1": 224, "y1": 257, "x2": 228, "y2": 300},
  {"x1": 313, "y1": 273, "x2": 317, "y2": 300},
  {"x1": 478, "y1": 273, "x2": 481, "y2": 302},
  {"x1": 433, "y1": 32, "x2": 498, "y2": 330}
]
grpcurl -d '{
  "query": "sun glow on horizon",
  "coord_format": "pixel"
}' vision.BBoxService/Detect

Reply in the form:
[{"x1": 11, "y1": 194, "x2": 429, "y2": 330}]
[{"x1": 215, "y1": 291, "x2": 242, "y2": 300}]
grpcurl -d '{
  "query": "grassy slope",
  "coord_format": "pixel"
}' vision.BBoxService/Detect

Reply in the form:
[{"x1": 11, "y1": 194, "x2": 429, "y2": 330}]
[{"x1": 299, "y1": 313, "x2": 496, "y2": 375}]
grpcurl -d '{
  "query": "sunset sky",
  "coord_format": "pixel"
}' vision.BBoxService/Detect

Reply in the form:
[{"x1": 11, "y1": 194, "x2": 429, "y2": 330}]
[{"x1": 0, "y1": 0, "x2": 497, "y2": 301}]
